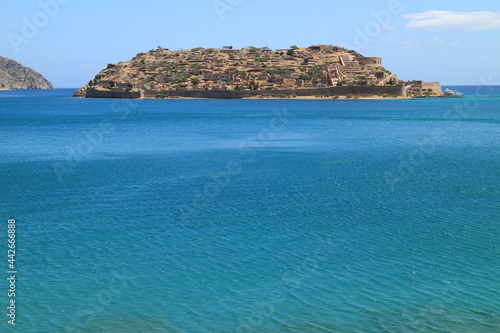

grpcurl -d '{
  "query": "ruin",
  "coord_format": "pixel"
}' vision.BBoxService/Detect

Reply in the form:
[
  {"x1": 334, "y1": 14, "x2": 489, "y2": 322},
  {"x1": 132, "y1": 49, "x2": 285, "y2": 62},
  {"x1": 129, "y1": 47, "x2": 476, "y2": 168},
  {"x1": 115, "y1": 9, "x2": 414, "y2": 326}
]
[{"x1": 73, "y1": 45, "x2": 443, "y2": 99}]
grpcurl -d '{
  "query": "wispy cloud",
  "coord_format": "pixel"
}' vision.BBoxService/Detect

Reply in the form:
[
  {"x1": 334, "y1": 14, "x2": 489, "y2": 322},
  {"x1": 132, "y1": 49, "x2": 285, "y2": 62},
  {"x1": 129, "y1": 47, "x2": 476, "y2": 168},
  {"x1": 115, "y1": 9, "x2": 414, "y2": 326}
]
[
  {"x1": 382, "y1": 25, "x2": 397, "y2": 31},
  {"x1": 428, "y1": 37, "x2": 445, "y2": 45},
  {"x1": 403, "y1": 11, "x2": 500, "y2": 31},
  {"x1": 427, "y1": 37, "x2": 460, "y2": 47},
  {"x1": 400, "y1": 39, "x2": 419, "y2": 49}
]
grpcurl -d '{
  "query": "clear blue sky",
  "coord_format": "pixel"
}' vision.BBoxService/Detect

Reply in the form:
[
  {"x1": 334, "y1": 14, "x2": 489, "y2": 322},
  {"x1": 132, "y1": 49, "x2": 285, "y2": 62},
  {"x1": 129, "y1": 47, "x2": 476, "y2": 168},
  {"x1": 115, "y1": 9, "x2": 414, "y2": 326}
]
[{"x1": 1, "y1": 0, "x2": 499, "y2": 87}]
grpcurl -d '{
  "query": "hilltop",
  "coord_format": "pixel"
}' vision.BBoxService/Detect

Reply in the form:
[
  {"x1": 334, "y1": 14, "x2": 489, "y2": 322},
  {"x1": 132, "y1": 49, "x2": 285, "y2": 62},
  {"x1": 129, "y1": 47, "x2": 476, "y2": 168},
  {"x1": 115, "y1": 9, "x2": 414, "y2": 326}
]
[
  {"x1": 0, "y1": 57, "x2": 53, "y2": 90},
  {"x1": 73, "y1": 45, "x2": 442, "y2": 99}
]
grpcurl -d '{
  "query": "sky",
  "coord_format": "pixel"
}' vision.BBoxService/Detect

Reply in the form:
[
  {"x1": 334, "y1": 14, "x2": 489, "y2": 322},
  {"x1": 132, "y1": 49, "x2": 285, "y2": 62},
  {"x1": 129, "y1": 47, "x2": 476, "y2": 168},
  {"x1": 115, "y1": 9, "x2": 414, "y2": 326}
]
[{"x1": 1, "y1": 0, "x2": 499, "y2": 87}]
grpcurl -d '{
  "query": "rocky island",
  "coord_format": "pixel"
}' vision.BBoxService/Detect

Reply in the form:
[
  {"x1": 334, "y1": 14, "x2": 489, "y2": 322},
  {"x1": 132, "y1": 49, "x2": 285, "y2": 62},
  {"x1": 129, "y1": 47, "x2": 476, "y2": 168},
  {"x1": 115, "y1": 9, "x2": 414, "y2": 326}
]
[
  {"x1": 0, "y1": 57, "x2": 53, "y2": 90},
  {"x1": 73, "y1": 45, "x2": 442, "y2": 99}
]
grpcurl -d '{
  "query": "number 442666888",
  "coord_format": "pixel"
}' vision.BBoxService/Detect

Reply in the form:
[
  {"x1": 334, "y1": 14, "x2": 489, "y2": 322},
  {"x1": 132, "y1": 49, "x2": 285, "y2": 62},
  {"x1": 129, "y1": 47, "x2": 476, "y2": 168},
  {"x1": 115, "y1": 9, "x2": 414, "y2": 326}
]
[{"x1": 8, "y1": 219, "x2": 16, "y2": 270}]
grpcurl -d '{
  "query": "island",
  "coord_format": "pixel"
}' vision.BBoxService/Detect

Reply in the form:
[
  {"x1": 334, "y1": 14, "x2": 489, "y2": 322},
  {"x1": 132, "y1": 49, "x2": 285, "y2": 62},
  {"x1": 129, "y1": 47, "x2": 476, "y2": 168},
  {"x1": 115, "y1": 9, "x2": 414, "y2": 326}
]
[
  {"x1": 0, "y1": 56, "x2": 53, "y2": 90},
  {"x1": 73, "y1": 45, "x2": 442, "y2": 99}
]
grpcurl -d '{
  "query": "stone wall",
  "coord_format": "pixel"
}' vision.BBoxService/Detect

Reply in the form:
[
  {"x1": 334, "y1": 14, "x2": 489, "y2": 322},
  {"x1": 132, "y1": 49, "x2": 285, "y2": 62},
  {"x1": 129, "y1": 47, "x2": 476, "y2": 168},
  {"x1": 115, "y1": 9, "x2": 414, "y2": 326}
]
[
  {"x1": 143, "y1": 85, "x2": 406, "y2": 99},
  {"x1": 422, "y1": 82, "x2": 443, "y2": 96},
  {"x1": 357, "y1": 57, "x2": 382, "y2": 67},
  {"x1": 84, "y1": 85, "x2": 407, "y2": 99},
  {"x1": 85, "y1": 88, "x2": 141, "y2": 99}
]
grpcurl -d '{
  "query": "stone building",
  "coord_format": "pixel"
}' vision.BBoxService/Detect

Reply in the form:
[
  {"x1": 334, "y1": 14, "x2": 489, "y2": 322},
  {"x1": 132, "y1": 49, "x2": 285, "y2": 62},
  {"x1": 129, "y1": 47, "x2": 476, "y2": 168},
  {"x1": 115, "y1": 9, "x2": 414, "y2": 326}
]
[
  {"x1": 357, "y1": 57, "x2": 382, "y2": 67},
  {"x1": 203, "y1": 73, "x2": 234, "y2": 81}
]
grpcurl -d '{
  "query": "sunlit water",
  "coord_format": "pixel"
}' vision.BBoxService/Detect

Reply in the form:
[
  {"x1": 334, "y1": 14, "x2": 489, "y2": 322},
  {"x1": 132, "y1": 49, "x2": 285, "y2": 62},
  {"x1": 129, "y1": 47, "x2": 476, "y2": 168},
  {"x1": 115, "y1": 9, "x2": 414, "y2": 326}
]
[{"x1": 0, "y1": 87, "x2": 499, "y2": 332}]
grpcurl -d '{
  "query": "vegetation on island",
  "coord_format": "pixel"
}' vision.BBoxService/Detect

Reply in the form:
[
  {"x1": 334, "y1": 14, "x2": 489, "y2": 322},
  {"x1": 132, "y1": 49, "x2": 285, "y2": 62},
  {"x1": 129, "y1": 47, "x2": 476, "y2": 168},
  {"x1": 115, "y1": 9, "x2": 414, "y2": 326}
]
[{"x1": 73, "y1": 45, "x2": 442, "y2": 98}]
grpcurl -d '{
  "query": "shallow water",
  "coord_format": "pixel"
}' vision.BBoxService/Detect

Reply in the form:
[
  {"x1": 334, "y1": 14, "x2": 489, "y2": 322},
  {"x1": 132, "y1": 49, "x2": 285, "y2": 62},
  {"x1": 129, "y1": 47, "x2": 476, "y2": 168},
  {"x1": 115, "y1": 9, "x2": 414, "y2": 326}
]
[{"x1": 0, "y1": 86, "x2": 499, "y2": 332}]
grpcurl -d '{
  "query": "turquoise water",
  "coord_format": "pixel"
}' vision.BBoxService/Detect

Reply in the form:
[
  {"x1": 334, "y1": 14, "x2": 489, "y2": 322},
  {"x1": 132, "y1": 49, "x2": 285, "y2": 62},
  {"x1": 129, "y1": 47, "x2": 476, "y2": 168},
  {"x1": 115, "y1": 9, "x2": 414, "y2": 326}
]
[{"x1": 0, "y1": 87, "x2": 499, "y2": 332}]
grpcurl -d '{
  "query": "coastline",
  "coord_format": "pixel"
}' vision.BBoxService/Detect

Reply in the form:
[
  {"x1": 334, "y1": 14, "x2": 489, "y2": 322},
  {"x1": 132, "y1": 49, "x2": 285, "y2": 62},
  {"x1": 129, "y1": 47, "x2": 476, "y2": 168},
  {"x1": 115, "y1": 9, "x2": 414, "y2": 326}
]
[
  {"x1": 143, "y1": 95, "x2": 412, "y2": 100},
  {"x1": 78, "y1": 85, "x2": 412, "y2": 100},
  {"x1": 244, "y1": 95, "x2": 410, "y2": 100},
  {"x1": 0, "y1": 88, "x2": 54, "y2": 91}
]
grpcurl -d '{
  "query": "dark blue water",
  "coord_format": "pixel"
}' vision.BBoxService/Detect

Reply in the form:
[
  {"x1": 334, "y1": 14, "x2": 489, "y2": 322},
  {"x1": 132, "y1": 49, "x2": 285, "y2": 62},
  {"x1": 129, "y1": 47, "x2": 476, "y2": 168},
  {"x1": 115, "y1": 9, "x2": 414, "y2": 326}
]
[{"x1": 0, "y1": 87, "x2": 499, "y2": 332}]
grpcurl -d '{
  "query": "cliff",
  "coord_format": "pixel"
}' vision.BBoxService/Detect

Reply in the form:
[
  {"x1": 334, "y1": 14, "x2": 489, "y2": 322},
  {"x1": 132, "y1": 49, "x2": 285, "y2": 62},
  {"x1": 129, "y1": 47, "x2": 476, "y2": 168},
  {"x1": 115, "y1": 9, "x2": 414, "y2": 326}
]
[
  {"x1": 73, "y1": 45, "x2": 441, "y2": 99},
  {"x1": 0, "y1": 57, "x2": 53, "y2": 90}
]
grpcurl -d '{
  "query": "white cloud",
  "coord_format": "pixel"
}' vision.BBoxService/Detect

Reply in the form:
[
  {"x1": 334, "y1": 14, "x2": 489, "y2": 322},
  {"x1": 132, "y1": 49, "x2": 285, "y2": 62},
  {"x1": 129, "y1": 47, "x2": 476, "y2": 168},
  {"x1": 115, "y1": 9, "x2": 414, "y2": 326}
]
[
  {"x1": 400, "y1": 40, "x2": 419, "y2": 49},
  {"x1": 427, "y1": 37, "x2": 460, "y2": 47},
  {"x1": 428, "y1": 37, "x2": 444, "y2": 45},
  {"x1": 403, "y1": 11, "x2": 500, "y2": 31},
  {"x1": 381, "y1": 25, "x2": 397, "y2": 31}
]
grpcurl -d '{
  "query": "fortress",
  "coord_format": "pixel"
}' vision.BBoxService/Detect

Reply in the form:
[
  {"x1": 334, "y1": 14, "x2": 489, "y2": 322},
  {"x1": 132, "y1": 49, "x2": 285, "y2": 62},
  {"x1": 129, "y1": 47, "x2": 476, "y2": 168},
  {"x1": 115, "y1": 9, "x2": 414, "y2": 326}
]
[{"x1": 73, "y1": 45, "x2": 442, "y2": 99}]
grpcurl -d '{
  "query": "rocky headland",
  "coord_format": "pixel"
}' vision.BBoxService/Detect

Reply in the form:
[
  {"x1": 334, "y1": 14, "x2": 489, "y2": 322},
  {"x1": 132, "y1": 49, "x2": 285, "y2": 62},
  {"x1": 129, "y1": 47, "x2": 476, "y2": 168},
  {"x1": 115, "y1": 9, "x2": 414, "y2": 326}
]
[{"x1": 0, "y1": 57, "x2": 53, "y2": 90}]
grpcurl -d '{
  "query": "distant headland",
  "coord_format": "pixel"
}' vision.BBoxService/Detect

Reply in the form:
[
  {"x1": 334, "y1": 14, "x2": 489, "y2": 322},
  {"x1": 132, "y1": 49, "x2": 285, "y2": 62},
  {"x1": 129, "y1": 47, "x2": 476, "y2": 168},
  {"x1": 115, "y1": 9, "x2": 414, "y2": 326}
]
[
  {"x1": 73, "y1": 45, "x2": 442, "y2": 99},
  {"x1": 0, "y1": 56, "x2": 53, "y2": 91}
]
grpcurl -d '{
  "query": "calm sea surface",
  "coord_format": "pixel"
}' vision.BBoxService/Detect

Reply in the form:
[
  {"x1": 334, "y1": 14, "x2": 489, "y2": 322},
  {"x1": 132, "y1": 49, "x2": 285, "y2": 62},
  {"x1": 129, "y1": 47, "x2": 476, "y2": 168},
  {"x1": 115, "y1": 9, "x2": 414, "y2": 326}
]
[{"x1": 0, "y1": 87, "x2": 499, "y2": 332}]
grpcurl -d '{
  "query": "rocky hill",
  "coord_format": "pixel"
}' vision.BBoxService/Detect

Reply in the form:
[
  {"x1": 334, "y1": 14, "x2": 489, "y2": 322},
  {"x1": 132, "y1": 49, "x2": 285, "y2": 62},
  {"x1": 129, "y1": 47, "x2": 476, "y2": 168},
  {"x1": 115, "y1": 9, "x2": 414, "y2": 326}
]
[
  {"x1": 0, "y1": 57, "x2": 53, "y2": 90},
  {"x1": 74, "y1": 45, "x2": 442, "y2": 99}
]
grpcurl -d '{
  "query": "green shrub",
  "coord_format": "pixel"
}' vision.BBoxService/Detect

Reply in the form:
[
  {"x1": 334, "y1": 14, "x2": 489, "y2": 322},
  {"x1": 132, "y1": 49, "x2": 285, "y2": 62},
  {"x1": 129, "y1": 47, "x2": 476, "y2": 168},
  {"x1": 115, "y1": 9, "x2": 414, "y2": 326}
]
[
  {"x1": 266, "y1": 68, "x2": 295, "y2": 75},
  {"x1": 173, "y1": 72, "x2": 190, "y2": 83}
]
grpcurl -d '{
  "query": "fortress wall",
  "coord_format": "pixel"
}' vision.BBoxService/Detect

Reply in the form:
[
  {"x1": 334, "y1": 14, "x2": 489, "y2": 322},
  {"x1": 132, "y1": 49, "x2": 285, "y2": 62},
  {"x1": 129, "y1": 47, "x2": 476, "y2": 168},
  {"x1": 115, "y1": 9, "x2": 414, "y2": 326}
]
[
  {"x1": 85, "y1": 85, "x2": 406, "y2": 99},
  {"x1": 358, "y1": 57, "x2": 383, "y2": 67},
  {"x1": 85, "y1": 88, "x2": 141, "y2": 99},
  {"x1": 422, "y1": 82, "x2": 443, "y2": 96},
  {"x1": 142, "y1": 85, "x2": 406, "y2": 99}
]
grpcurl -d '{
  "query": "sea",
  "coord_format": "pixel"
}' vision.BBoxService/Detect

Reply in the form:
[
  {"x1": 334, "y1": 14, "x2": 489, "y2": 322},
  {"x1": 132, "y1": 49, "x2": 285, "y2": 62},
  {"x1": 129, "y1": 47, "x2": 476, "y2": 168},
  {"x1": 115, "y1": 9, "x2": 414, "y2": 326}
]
[{"x1": 0, "y1": 86, "x2": 499, "y2": 332}]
